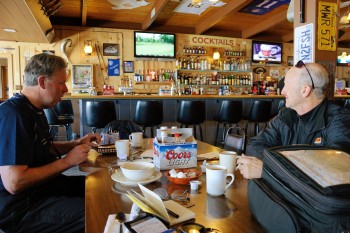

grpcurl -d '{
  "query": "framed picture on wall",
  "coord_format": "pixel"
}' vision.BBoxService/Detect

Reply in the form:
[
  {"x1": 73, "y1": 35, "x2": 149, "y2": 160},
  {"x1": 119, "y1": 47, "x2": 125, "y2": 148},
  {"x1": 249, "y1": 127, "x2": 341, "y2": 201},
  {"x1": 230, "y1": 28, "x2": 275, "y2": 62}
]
[
  {"x1": 123, "y1": 61, "x2": 134, "y2": 73},
  {"x1": 71, "y1": 64, "x2": 93, "y2": 89},
  {"x1": 103, "y1": 43, "x2": 119, "y2": 56},
  {"x1": 287, "y1": 56, "x2": 294, "y2": 66}
]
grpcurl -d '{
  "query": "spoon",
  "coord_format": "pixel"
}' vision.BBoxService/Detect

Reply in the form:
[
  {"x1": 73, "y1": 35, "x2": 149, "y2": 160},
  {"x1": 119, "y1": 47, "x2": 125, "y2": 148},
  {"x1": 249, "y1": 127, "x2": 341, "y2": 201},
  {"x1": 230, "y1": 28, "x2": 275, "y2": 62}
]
[{"x1": 115, "y1": 212, "x2": 126, "y2": 233}]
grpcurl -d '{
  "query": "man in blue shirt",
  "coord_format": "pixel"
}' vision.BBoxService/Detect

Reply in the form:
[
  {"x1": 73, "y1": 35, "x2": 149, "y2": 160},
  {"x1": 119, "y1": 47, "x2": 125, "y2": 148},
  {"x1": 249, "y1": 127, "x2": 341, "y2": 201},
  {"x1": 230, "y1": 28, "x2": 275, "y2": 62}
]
[{"x1": 0, "y1": 53, "x2": 101, "y2": 232}]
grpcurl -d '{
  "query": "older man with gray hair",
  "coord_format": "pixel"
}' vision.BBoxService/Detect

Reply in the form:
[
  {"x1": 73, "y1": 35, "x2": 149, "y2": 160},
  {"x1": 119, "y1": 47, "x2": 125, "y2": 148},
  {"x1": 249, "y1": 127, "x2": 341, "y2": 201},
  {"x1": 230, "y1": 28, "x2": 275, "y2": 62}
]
[{"x1": 237, "y1": 61, "x2": 350, "y2": 179}]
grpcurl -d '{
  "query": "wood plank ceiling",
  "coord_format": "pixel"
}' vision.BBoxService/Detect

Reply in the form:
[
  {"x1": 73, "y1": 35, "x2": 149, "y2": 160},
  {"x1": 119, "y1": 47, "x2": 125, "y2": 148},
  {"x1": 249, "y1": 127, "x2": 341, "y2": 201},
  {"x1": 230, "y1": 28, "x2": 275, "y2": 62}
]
[{"x1": 0, "y1": 0, "x2": 350, "y2": 47}]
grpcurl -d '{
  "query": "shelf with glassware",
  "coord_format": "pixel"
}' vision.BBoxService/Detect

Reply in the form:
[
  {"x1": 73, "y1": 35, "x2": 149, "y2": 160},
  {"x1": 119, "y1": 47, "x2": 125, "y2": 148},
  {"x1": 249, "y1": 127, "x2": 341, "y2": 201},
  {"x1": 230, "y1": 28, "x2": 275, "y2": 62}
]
[
  {"x1": 176, "y1": 71, "x2": 252, "y2": 87},
  {"x1": 133, "y1": 69, "x2": 176, "y2": 84},
  {"x1": 178, "y1": 54, "x2": 249, "y2": 71}
]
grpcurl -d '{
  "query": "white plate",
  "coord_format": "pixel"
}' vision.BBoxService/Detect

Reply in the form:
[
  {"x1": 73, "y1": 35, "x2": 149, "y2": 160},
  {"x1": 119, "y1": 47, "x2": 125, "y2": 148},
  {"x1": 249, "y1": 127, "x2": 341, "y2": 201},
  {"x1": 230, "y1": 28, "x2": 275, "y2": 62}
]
[{"x1": 111, "y1": 170, "x2": 162, "y2": 187}]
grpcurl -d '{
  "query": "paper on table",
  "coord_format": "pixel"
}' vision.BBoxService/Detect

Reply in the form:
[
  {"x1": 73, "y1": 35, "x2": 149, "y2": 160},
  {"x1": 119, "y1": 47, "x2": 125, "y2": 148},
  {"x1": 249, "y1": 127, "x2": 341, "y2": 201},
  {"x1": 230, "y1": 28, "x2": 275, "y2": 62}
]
[
  {"x1": 197, "y1": 151, "x2": 219, "y2": 160},
  {"x1": 103, "y1": 214, "x2": 131, "y2": 233},
  {"x1": 126, "y1": 184, "x2": 195, "y2": 226}
]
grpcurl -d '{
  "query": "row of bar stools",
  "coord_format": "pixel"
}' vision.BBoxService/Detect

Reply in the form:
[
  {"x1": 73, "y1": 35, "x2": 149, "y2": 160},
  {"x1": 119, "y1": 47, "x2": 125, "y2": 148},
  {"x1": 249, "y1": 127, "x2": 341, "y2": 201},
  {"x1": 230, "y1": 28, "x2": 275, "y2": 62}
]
[
  {"x1": 85, "y1": 100, "x2": 117, "y2": 134},
  {"x1": 133, "y1": 100, "x2": 206, "y2": 141},
  {"x1": 133, "y1": 100, "x2": 163, "y2": 138},
  {"x1": 177, "y1": 100, "x2": 206, "y2": 141},
  {"x1": 214, "y1": 100, "x2": 243, "y2": 147}
]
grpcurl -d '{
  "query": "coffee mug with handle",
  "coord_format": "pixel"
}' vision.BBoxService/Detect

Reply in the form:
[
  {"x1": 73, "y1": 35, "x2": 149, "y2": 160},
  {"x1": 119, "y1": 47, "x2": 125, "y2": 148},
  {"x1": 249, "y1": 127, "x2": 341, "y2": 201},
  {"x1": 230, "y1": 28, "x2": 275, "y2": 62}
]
[
  {"x1": 206, "y1": 165, "x2": 234, "y2": 196},
  {"x1": 129, "y1": 132, "x2": 143, "y2": 148},
  {"x1": 219, "y1": 151, "x2": 240, "y2": 174}
]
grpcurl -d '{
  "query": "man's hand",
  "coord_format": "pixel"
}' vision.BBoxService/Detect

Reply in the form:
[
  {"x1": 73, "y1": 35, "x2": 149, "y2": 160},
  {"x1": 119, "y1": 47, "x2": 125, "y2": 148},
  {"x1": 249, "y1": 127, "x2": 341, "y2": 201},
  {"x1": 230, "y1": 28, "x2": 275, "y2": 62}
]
[
  {"x1": 78, "y1": 133, "x2": 101, "y2": 148},
  {"x1": 237, "y1": 154, "x2": 263, "y2": 179},
  {"x1": 63, "y1": 144, "x2": 91, "y2": 166}
]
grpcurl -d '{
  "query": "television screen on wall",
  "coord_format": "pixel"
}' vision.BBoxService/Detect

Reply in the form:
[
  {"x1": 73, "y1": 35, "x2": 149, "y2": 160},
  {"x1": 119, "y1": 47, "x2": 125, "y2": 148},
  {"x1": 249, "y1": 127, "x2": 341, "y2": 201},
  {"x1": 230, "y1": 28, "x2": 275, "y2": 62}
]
[
  {"x1": 134, "y1": 31, "x2": 176, "y2": 59},
  {"x1": 252, "y1": 40, "x2": 282, "y2": 64}
]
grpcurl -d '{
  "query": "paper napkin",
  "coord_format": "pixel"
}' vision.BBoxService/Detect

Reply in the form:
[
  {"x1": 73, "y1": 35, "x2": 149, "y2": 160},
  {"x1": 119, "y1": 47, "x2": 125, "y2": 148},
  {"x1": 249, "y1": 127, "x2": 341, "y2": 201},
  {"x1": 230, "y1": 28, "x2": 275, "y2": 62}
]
[{"x1": 103, "y1": 214, "x2": 130, "y2": 233}]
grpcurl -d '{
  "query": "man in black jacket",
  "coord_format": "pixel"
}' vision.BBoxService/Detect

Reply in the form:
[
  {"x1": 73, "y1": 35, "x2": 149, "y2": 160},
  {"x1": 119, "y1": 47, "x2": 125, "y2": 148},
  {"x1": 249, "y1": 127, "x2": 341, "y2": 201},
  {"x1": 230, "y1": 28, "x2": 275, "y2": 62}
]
[{"x1": 237, "y1": 61, "x2": 350, "y2": 179}]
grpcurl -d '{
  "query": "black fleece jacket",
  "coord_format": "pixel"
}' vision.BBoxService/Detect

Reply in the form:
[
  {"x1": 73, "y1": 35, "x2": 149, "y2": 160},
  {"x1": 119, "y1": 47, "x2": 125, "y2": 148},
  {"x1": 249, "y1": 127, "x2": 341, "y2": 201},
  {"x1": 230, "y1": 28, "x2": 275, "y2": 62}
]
[{"x1": 246, "y1": 99, "x2": 350, "y2": 159}]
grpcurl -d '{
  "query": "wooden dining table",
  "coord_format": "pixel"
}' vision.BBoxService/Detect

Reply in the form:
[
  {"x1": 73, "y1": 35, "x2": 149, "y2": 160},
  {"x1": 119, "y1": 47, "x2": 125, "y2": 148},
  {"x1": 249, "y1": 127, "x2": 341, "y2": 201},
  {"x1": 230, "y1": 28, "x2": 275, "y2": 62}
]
[{"x1": 81, "y1": 139, "x2": 265, "y2": 233}]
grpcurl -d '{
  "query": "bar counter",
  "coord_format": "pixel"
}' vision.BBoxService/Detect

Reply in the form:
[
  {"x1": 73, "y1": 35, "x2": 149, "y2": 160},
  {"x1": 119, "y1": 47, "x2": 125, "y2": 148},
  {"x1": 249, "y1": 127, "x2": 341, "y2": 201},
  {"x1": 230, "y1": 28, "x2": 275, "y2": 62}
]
[{"x1": 62, "y1": 94, "x2": 349, "y2": 145}]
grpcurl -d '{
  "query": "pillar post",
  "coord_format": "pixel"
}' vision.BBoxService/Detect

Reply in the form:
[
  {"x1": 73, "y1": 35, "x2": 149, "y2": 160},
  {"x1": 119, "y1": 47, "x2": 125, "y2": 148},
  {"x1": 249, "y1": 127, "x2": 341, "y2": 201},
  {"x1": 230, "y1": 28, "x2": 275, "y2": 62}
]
[{"x1": 293, "y1": 0, "x2": 338, "y2": 99}]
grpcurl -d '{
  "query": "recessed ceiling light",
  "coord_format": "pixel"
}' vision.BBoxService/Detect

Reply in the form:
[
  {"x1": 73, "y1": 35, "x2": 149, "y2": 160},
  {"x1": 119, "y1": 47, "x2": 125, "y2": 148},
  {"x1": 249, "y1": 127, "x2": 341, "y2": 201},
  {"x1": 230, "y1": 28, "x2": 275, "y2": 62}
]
[{"x1": 3, "y1": 28, "x2": 17, "y2": 33}]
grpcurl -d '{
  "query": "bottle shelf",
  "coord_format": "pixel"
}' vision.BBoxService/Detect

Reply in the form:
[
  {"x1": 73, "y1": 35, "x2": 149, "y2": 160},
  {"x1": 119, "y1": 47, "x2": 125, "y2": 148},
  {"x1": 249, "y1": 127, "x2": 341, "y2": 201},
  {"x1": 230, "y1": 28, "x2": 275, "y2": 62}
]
[
  {"x1": 180, "y1": 84, "x2": 251, "y2": 87},
  {"x1": 180, "y1": 53, "x2": 208, "y2": 57},
  {"x1": 135, "y1": 81, "x2": 173, "y2": 85},
  {"x1": 178, "y1": 69, "x2": 251, "y2": 73}
]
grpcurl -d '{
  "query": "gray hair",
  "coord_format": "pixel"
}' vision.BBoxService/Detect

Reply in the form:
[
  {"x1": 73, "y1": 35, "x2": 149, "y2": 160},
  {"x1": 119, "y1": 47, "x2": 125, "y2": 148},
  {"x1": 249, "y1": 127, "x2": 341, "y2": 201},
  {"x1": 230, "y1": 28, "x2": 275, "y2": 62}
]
[
  {"x1": 23, "y1": 53, "x2": 67, "y2": 86},
  {"x1": 298, "y1": 63, "x2": 329, "y2": 99}
]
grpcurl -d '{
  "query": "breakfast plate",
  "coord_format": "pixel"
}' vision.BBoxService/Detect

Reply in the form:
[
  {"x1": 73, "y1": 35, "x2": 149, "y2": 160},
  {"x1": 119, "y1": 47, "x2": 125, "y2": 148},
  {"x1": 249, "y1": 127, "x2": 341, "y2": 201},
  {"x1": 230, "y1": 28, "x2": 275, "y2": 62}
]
[{"x1": 111, "y1": 170, "x2": 162, "y2": 187}]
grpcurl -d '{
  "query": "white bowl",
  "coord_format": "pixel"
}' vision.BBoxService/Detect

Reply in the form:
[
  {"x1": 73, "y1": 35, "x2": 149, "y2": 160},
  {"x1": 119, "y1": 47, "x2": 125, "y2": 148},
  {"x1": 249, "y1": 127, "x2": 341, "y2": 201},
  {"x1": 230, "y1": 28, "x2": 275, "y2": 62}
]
[{"x1": 120, "y1": 162, "x2": 155, "y2": 181}]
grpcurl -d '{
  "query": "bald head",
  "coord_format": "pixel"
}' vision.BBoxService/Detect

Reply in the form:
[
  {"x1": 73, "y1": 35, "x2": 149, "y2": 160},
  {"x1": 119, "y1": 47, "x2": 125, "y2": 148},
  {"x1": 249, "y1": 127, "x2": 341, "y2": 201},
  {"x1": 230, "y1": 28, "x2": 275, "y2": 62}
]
[{"x1": 281, "y1": 62, "x2": 329, "y2": 115}]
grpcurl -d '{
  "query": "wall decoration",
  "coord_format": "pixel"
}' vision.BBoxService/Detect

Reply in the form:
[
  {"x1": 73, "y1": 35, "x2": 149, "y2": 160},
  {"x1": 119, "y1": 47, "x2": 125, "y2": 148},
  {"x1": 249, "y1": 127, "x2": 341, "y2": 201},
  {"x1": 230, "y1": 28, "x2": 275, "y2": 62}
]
[
  {"x1": 108, "y1": 0, "x2": 149, "y2": 10},
  {"x1": 174, "y1": 0, "x2": 225, "y2": 15},
  {"x1": 103, "y1": 43, "x2": 119, "y2": 56},
  {"x1": 108, "y1": 59, "x2": 120, "y2": 76},
  {"x1": 287, "y1": 56, "x2": 294, "y2": 66},
  {"x1": 294, "y1": 23, "x2": 314, "y2": 64},
  {"x1": 123, "y1": 61, "x2": 134, "y2": 73},
  {"x1": 71, "y1": 64, "x2": 93, "y2": 89},
  {"x1": 239, "y1": 0, "x2": 290, "y2": 15}
]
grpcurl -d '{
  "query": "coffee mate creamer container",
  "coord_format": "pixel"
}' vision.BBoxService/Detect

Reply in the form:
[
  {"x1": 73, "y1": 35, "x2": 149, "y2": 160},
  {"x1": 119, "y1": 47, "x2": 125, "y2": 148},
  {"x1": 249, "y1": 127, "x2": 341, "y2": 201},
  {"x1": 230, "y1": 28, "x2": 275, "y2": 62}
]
[{"x1": 153, "y1": 128, "x2": 197, "y2": 170}]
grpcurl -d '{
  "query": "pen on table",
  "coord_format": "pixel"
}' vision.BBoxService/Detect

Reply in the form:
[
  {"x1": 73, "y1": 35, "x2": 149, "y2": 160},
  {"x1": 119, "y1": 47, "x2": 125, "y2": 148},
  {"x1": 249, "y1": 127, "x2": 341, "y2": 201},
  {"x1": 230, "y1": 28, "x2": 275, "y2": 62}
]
[
  {"x1": 166, "y1": 208, "x2": 179, "y2": 218},
  {"x1": 186, "y1": 204, "x2": 195, "y2": 208}
]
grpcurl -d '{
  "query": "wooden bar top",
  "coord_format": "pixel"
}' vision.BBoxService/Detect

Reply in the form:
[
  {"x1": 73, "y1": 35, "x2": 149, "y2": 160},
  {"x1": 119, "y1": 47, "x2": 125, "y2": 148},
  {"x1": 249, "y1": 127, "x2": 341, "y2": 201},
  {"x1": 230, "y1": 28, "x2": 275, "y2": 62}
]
[
  {"x1": 64, "y1": 93, "x2": 349, "y2": 100},
  {"x1": 65, "y1": 94, "x2": 285, "y2": 99}
]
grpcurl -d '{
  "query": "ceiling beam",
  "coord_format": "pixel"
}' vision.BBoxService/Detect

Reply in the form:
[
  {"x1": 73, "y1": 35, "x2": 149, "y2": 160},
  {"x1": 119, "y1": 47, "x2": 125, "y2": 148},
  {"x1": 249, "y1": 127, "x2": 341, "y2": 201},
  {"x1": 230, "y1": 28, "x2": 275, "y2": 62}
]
[
  {"x1": 142, "y1": 0, "x2": 170, "y2": 30},
  {"x1": 148, "y1": 25, "x2": 196, "y2": 34},
  {"x1": 242, "y1": 9, "x2": 288, "y2": 39},
  {"x1": 87, "y1": 20, "x2": 142, "y2": 30},
  {"x1": 195, "y1": 0, "x2": 253, "y2": 35},
  {"x1": 82, "y1": 0, "x2": 87, "y2": 26}
]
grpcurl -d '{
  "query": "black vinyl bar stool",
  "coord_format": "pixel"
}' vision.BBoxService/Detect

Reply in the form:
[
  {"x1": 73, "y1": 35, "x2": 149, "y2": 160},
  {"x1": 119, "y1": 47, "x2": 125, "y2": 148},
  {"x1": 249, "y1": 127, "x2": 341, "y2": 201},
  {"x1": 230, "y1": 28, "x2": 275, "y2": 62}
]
[
  {"x1": 44, "y1": 105, "x2": 74, "y2": 141},
  {"x1": 177, "y1": 100, "x2": 206, "y2": 141},
  {"x1": 44, "y1": 100, "x2": 75, "y2": 141},
  {"x1": 243, "y1": 100, "x2": 272, "y2": 136},
  {"x1": 85, "y1": 100, "x2": 117, "y2": 134},
  {"x1": 134, "y1": 100, "x2": 163, "y2": 138},
  {"x1": 270, "y1": 99, "x2": 285, "y2": 119},
  {"x1": 214, "y1": 100, "x2": 243, "y2": 147}
]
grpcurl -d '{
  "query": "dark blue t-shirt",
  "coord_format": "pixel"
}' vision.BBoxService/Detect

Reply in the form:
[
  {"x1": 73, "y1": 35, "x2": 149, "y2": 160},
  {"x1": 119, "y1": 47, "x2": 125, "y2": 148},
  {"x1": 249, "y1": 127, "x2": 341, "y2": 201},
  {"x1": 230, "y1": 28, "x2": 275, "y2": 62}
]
[{"x1": 0, "y1": 94, "x2": 58, "y2": 192}]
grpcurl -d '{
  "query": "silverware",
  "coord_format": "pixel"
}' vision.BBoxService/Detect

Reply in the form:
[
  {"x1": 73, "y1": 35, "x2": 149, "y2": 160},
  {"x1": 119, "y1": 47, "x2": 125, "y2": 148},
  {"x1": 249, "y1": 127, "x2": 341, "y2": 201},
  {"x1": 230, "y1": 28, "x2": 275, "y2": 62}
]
[{"x1": 115, "y1": 212, "x2": 126, "y2": 233}]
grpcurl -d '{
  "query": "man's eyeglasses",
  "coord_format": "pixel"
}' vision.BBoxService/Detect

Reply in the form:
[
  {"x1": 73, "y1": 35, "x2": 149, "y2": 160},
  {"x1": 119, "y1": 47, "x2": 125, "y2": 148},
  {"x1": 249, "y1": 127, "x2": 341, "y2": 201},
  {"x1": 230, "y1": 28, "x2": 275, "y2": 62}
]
[{"x1": 295, "y1": 60, "x2": 315, "y2": 89}]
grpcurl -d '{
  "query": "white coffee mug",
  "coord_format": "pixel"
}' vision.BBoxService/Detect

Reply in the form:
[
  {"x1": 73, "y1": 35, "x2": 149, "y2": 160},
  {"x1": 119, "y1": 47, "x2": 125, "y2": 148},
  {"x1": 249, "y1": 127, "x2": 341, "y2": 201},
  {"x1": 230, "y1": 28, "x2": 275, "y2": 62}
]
[
  {"x1": 219, "y1": 151, "x2": 238, "y2": 174},
  {"x1": 115, "y1": 140, "x2": 130, "y2": 160},
  {"x1": 129, "y1": 132, "x2": 143, "y2": 148},
  {"x1": 206, "y1": 165, "x2": 234, "y2": 196}
]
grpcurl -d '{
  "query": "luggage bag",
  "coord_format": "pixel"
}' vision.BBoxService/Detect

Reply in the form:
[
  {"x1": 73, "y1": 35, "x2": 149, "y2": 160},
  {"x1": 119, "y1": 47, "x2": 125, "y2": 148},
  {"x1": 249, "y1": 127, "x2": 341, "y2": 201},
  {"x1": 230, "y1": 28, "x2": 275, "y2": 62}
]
[{"x1": 248, "y1": 146, "x2": 350, "y2": 233}]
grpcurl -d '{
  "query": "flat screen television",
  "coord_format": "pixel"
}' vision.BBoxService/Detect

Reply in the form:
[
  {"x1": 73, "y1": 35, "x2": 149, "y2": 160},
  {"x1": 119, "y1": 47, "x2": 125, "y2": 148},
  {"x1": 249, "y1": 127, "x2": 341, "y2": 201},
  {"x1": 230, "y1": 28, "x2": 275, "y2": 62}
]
[
  {"x1": 337, "y1": 51, "x2": 350, "y2": 66},
  {"x1": 252, "y1": 40, "x2": 282, "y2": 64},
  {"x1": 134, "y1": 31, "x2": 176, "y2": 59}
]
